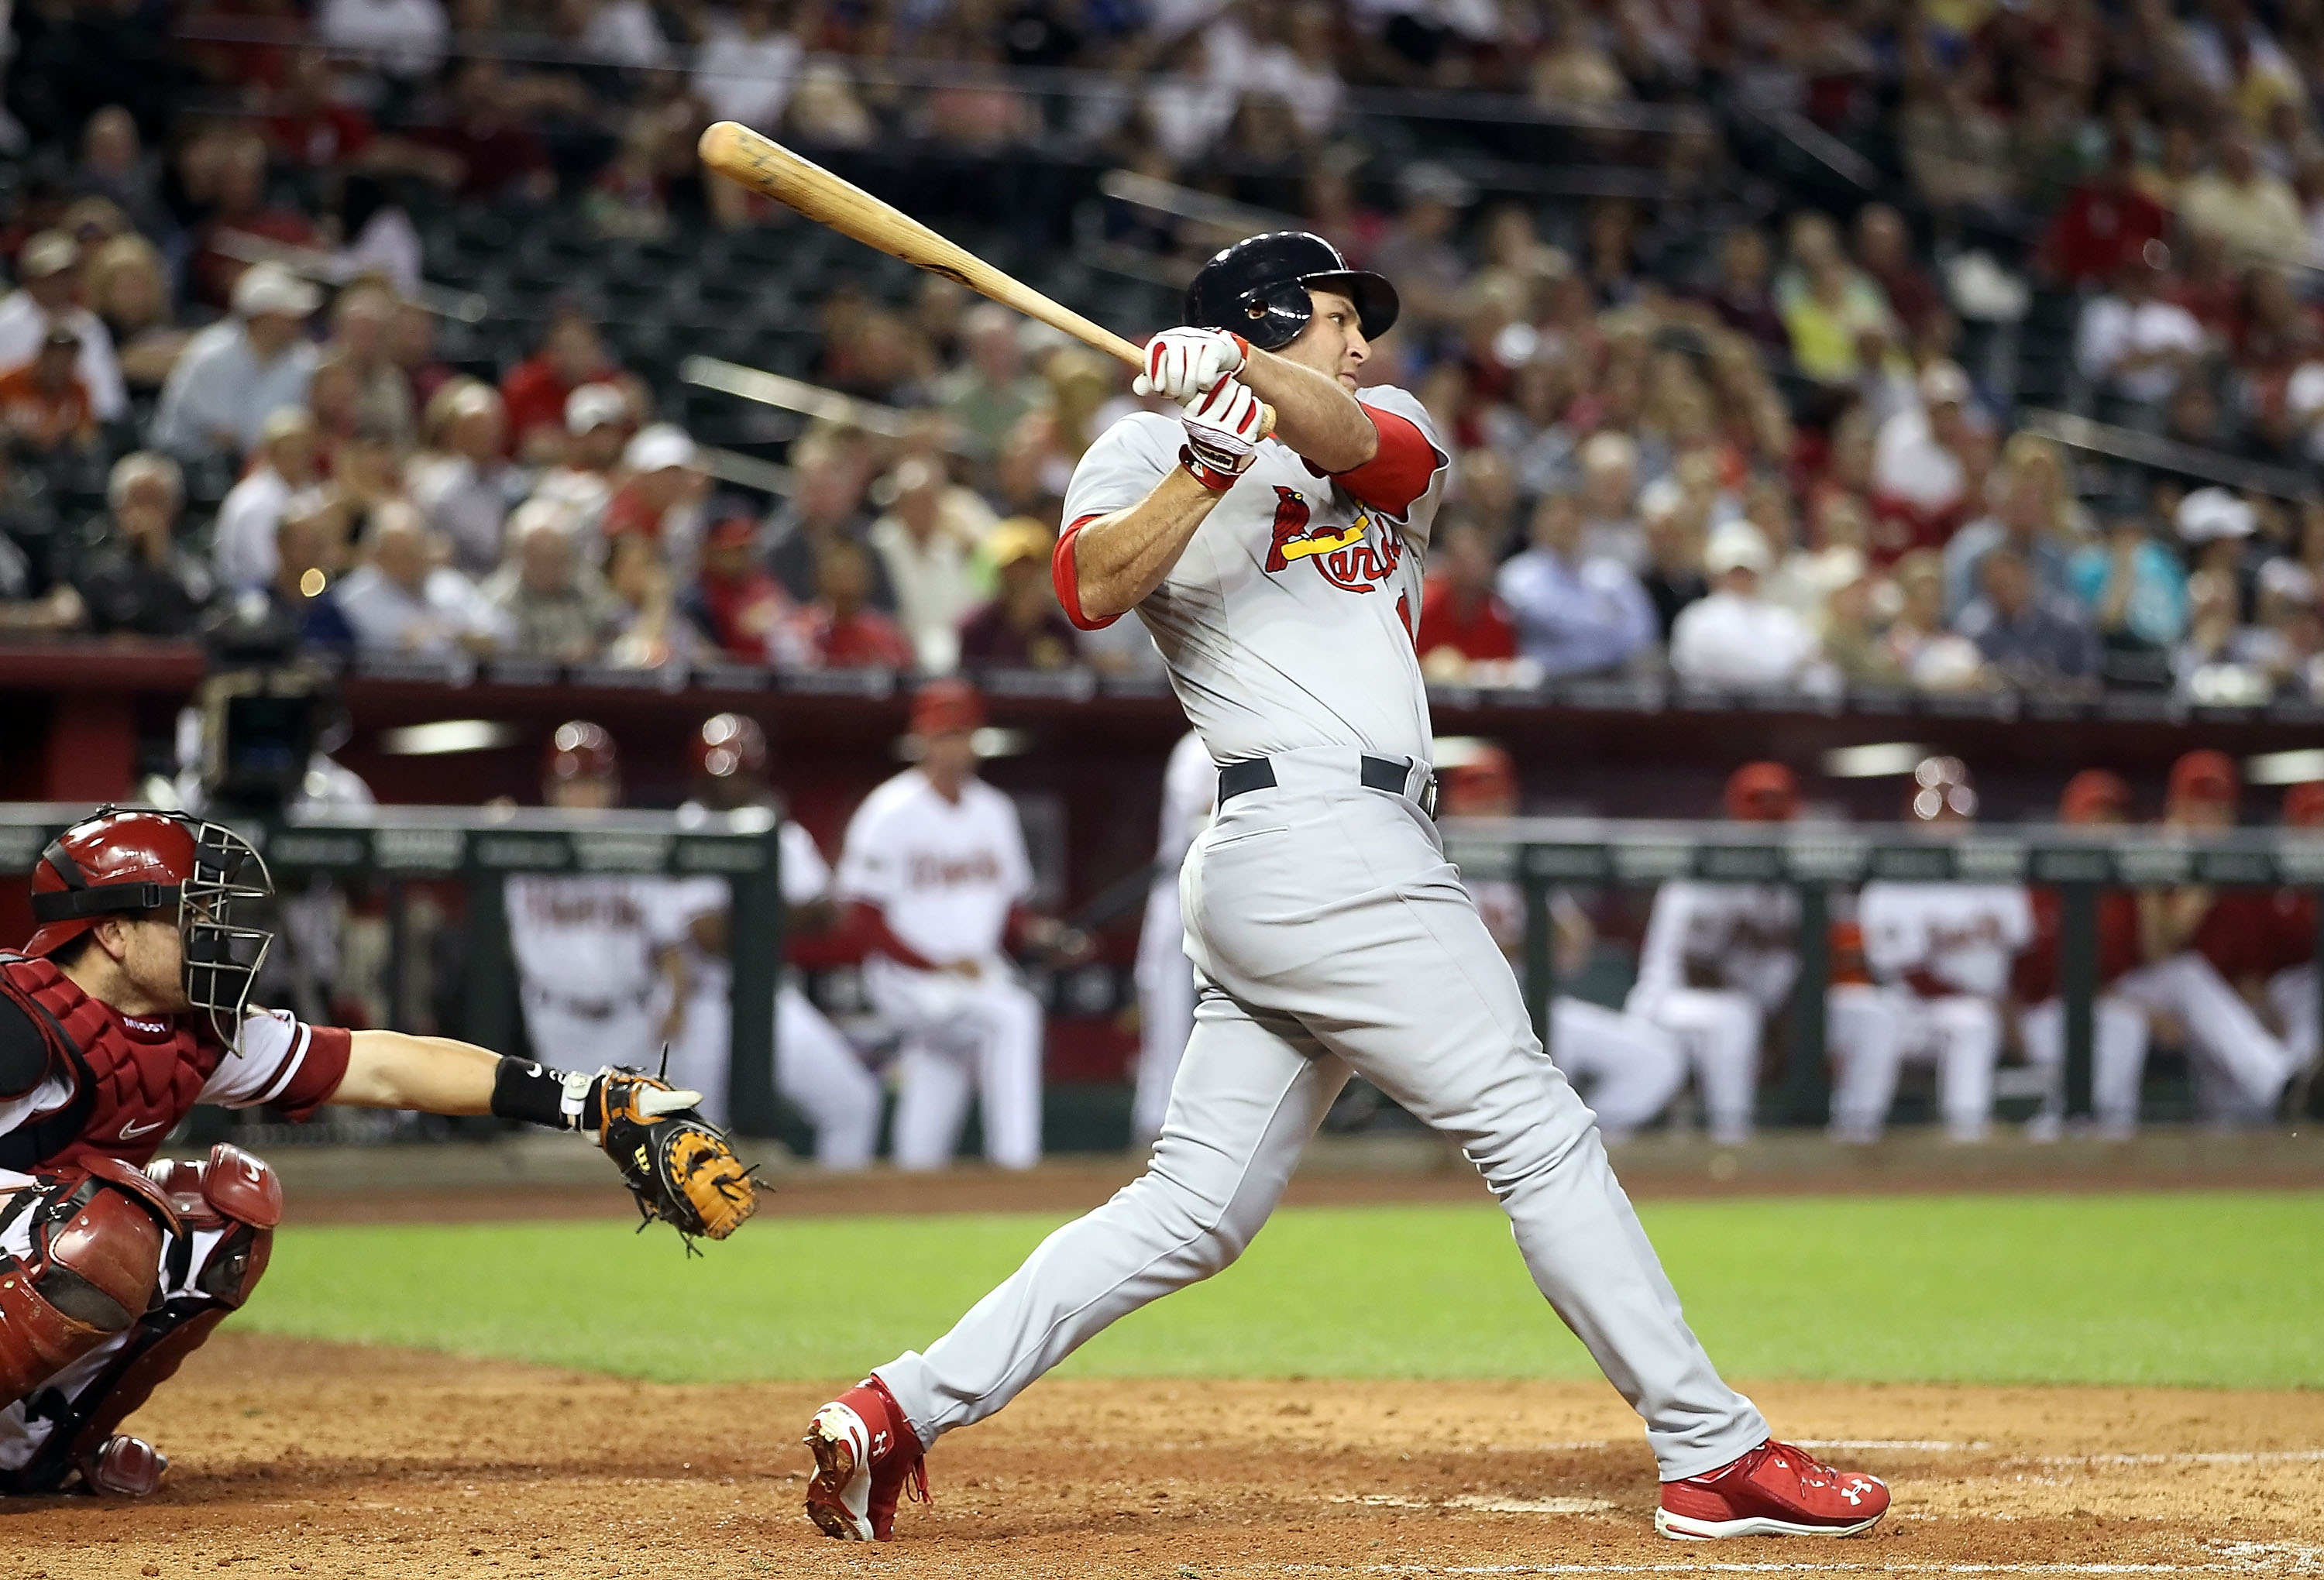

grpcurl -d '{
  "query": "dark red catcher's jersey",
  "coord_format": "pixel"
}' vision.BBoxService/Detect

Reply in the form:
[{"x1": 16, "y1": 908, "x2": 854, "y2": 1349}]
[{"x1": 0, "y1": 953, "x2": 349, "y2": 1172}]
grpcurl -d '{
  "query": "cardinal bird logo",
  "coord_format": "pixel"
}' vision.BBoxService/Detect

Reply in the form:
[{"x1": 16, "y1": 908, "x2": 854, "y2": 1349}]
[{"x1": 1262, "y1": 487, "x2": 1401, "y2": 592}]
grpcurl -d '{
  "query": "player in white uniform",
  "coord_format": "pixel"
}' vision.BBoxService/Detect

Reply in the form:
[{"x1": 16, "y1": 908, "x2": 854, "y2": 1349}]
[
  {"x1": 2262, "y1": 782, "x2": 2323, "y2": 1091},
  {"x1": 1130, "y1": 730, "x2": 1215, "y2": 1144},
  {"x1": 660, "y1": 714, "x2": 882, "y2": 1167},
  {"x1": 2011, "y1": 770, "x2": 2151, "y2": 1141},
  {"x1": 835, "y1": 680, "x2": 1050, "y2": 1172},
  {"x1": 2113, "y1": 750, "x2": 2298, "y2": 1125},
  {"x1": 1626, "y1": 763, "x2": 1805, "y2": 1146},
  {"x1": 506, "y1": 723, "x2": 686, "y2": 1070},
  {"x1": 1828, "y1": 758, "x2": 2031, "y2": 1144},
  {"x1": 802, "y1": 233, "x2": 1886, "y2": 1547},
  {"x1": 1436, "y1": 738, "x2": 1684, "y2": 1142}
]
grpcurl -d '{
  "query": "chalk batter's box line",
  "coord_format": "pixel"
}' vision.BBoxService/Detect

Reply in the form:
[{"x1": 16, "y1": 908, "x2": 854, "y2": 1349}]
[{"x1": 1281, "y1": 1563, "x2": 2323, "y2": 1576}]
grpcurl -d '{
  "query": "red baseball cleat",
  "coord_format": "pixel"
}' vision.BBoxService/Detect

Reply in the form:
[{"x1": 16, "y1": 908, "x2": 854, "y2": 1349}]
[
  {"x1": 802, "y1": 1375, "x2": 929, "y2": 1541},
  {"x1": 1655, "y1": 1440, "x2": 1889, "y2": 1539}
]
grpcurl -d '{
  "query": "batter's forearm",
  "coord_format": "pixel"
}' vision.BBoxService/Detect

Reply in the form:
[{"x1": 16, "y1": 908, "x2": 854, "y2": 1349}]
[
  {"x1": 334, "y1": 1030, "x2": 504, "y2": 1114},
  {"x1": 1239, "y1": 348, "x2": 1376, "y2": 473},
  {"x1": 1071, "y1": 469, "x2": 1222, "y2": 622}
]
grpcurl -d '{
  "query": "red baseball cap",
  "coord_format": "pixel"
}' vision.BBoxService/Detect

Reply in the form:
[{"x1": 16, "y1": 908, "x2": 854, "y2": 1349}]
[
  {"x1": 2059, "y1": 768, "x2": 2133, "y2": 825},
  {"x1": 1724, "y1": 761, "x2": 1799, "y2": 822},
  {"x1": 910, "y1": 678, "x2": 985, "y2": 737},
  {"x1": 2284, "y1": 781, "x2": 2324, "y2": 828},
  {"x1": 2167, "y1": 750, "x2": 2239, "y2": 808}
]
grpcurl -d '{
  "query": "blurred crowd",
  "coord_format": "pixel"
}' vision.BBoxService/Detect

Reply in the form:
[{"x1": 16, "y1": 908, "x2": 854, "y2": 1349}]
[{"x1": 2, "y1": 0, "x2": 2324, "y2": 702}]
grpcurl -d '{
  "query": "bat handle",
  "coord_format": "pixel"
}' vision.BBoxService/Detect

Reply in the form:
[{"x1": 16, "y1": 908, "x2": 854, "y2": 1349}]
[{"x1": 1257, "y1": 402, "x2": 1277, "y2": 440}]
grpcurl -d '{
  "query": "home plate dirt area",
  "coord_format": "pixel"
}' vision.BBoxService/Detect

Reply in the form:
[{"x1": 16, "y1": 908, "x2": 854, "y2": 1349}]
[{"x1": 5, "y1": 1333, "x2": 2322, "y2": 1580}]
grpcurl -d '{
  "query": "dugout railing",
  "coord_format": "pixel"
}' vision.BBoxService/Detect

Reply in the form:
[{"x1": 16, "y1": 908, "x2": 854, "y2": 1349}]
[
  {"x1": 0, "y1": 804, "x2": 792, "y2": 1135},
  {"x1": 9, "y1": 804, "x2": 2323, "y2": 1140},
  {"x1": 1442, "y1": 819, "x2": 2324, "y2": 1126}
]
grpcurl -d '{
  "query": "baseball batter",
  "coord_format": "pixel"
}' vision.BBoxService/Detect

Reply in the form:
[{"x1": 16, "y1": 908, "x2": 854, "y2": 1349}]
[
  {"x1": 1437, "y1": 738, "x2": 1685, "y2": 1142},
  {"x1": 1829, "y1": 758, "x2": 2030, "y2": 1145},
  {"x1": 2121, "y1": 751, "x2": 2295, "y2": 1125},
  {"x1": 505, "y1": 723, "x2": 688, "y2": 1071},
  {"x1": 836, "y1": 680, "x2": 1048, "y2": 1173},
  {"x1": 1626, "y1": 763, "x2": 1806, "y2": 1146},
  {"x1": 801, "y1": 232, "x2": 1886, "y2": 1545},
  {"x1": 1130, "y1": 730, "x2": 1215, "y2": 1145},
  {"x1": 2011, "y1": 770, "x2": 2150, "y2": 1140},
  {"x1": 662, "y1": 714, "x2": 882, "y2": 1168}
]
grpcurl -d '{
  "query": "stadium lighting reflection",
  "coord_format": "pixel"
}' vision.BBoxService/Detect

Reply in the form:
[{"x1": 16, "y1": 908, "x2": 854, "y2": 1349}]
[
  {"x1": 2245, "y1": 748, "x2": 2324, "y2": 786},
  {"x1": 378, "y1": 720, "x2": 521, "y2": 756},
  {"x1": 1820, "y1": 742, "x2": 1930, "y2": 779}
]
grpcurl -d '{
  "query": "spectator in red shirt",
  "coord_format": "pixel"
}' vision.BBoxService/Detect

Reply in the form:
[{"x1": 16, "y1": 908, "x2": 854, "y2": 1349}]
[
  {"x1": 957, "y1": 517, "x2": 1080, "y2": 670},
  {"x1": 500, "y1": 307, "x2": 617, "y2": 464},
  {"x1": 682, "y1": 515, "x2": 810, "y2": 665},
  {"x1": 1416, "y1": 517, "x2": 1519, "y2": 675},
  {"x1": 806, "y1": 538, "x2": 913, "y2": 669},
  {"x1": 0, "y1": 325, "x2": 98, "y2": 452},
  {"x1": 2039, "y1": 136, "x2": 2169, "y2": 285}
]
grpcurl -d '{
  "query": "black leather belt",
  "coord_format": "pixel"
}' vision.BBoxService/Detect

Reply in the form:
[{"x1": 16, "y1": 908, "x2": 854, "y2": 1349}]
[{"x1": 1218, "y1": 755, "x2": 1437, "y2": 817}]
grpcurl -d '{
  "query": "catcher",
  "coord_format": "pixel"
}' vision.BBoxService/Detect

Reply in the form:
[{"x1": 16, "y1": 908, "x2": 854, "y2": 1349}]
[{"x1": 0, "y1": 805, "x2": 757, "y2": 1499}]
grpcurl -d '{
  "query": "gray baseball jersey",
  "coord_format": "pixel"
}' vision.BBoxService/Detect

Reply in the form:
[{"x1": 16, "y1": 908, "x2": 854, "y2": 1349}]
[{"x1": 1059, "y1": 386, "x2": 1442, "y2": 764}]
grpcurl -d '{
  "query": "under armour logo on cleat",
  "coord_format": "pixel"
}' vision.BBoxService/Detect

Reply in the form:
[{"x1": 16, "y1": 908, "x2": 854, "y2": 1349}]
[
  {"x1": 872, "y1": 1431, "x2": 890, "y2": 1456},
  {"x1": 1841, "y1": 1486, "x2": 1863, "y2": 1505}
]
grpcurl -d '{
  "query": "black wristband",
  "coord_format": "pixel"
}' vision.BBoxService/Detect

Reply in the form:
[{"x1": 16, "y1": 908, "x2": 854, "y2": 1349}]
[{"x1": 490, "y1": 1056, "x2": 576, "y2": 1129}]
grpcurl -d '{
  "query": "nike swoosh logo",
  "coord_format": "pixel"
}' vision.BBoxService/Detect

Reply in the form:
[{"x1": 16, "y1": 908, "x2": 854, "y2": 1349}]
[{"x1": 117, "y1": 1118, "x2": 167, "y2": 1141}]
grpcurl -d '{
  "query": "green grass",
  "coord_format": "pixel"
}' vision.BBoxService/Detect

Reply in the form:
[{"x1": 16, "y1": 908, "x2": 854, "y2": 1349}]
[{"x1": 242, "y1": 1193, "x2": 2324, "y2": 1390}]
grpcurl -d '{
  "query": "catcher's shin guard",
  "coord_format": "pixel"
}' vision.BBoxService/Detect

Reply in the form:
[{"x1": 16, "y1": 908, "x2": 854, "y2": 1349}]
[
  {"x1": 2, "y1": 1146, "x2": 279, "y2": 1496},
  {"x1": 0, "y1": 1159, "x2": 177, "y2": 1410}
]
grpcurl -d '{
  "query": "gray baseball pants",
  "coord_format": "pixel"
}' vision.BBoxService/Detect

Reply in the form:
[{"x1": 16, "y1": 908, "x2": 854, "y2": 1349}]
[{"x1": 875, "y1": 747, "x2": 1769, "y2": 1480}]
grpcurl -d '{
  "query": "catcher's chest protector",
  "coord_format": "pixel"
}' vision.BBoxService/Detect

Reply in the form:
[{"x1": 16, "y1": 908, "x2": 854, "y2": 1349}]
[{"x1": 0, "y1": 957, "x2": 224, "y2": 1170}]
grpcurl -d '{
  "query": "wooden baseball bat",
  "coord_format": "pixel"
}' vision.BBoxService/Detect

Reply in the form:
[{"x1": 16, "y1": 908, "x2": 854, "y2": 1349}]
[{"x1": 696, "y1": 121, "x2": 1274, "y2": 434}]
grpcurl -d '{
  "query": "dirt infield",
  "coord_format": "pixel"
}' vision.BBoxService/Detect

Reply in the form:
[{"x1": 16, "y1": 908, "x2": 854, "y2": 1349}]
[{"x1": 5, "y1": 1332, "x2": 2321, "y2": 1580}]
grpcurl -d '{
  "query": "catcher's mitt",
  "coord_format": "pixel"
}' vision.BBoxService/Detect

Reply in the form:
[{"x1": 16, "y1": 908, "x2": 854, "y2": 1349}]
[{"x1": 586, "y1": 1069, "x2": 762, "y2": 1248}]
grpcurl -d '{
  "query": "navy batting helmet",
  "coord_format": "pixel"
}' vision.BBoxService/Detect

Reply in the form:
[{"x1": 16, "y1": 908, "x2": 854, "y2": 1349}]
[{"x1": 1184, "y1": 232, "x2": 1400, "y2": 352}]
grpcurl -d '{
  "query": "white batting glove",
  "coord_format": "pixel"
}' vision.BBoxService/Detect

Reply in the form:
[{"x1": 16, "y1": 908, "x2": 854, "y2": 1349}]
[
  {"x1": 1136, "y1": 327, "x2": 1248, "y2": 401},
  {"x1": 1177, "y1": 375, "x2": 1264, "y2": 489}
]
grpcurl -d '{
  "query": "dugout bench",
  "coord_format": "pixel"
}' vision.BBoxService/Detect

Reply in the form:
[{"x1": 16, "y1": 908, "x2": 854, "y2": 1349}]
[
  {"x1": 1442, "y1": 819, "x2": 2324, "y2": 1126},
  {"x1": 0, "y1": 804, "x2": 793, "y2": 1136}
]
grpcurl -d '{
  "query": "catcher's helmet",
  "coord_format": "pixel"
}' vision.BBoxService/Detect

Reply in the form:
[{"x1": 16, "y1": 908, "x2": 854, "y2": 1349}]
[
  {"x1": 545, "y1": 720, "x2": 619, "y2": 793},
  {"x1": 693, "y1": 713, "x2": 768, "y2": 782},
  {"x1": 1185, "y1": 232, "x2": 1400, "y2": 352},
  {"x1": 1907, "y1": 755, "x2": 1977, "y2": 822},
  {"x1": 1724, "y1": 761, "x2": 1799, "y2": 822},
  {"x1": 26, "y1": 807, "x2": 273, "y2": 1050},
  {"x1": 1432, "y1": 737, "x2": 1517, "y2": 818}
]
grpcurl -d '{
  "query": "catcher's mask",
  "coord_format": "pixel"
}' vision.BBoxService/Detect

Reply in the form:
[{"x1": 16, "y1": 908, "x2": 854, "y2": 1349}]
[{"x1": 25, "y1": 807, "x2": 274, "y2": 1052}]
